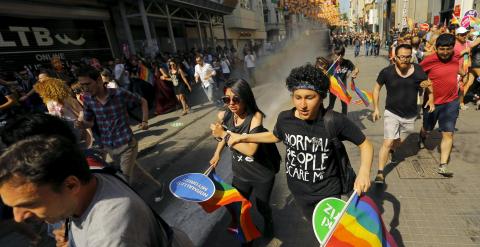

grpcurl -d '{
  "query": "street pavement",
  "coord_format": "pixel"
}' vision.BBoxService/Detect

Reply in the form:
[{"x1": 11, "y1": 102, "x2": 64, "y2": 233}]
[
  {"x1": 201, "y1": 47, "x2": 480, "y2": 247},
  {"x1": 2, "y1": 43, "x2": 480, "y2": 247}
]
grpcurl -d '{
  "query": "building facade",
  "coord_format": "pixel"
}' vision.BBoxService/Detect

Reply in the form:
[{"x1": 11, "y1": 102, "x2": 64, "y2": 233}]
[{"x1": 213, "y1": 0, "x2": 267, "y2": 57}]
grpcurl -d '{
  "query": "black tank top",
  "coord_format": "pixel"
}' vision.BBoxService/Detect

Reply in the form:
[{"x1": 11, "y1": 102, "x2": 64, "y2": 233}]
[
  {"x1": 223, "y1": 110, "x2": 275, "y2": 182},
  {"x1": 471, "y1": 45, "x2": 480, "y2": 66}
]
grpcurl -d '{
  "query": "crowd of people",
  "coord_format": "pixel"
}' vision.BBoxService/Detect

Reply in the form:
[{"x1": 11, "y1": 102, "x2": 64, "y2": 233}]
[
  {"x1": 0, "y1": 22, "x2": 473, "y2": 246},
  {"x1": 0, "y1": 41, "x2": 266, "y2": 246}
]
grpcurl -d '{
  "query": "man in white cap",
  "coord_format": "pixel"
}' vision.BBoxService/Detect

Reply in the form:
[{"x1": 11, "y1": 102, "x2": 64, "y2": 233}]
[{"x1": 454, "y1": 27, "x2": 469, "y2": 60}]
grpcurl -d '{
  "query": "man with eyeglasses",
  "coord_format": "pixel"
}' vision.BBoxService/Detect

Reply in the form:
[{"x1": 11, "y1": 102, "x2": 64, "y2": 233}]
[
  {"x1": 372, "y1": 44, "x2": 433, "y2": 184},
  {"x1": 419, "y1": 33, "x2": 463, "y2": 177}
]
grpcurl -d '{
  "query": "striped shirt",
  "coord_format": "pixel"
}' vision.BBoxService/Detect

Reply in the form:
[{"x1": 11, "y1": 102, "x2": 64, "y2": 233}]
[{"x1": 83, "y1": 88, "x2": 141, "y2": 148}]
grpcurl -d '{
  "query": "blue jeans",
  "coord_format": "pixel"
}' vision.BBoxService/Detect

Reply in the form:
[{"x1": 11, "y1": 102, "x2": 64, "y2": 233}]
[
  {"x1": 365, "y1": 44, "x2": 370, "y2": 56},
  {"x1": 202, "y1": 84, "x2": 214, "y2": 102},
  {"x1": 354, "y1": 45, "x2": 360, "y2": 57}
]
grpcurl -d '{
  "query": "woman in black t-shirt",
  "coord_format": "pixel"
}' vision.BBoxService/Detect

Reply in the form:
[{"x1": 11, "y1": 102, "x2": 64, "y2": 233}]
[
  {"x1": 228, "y1": 64, "x2": 373, "y2": 222},
  {"x1": 209, "y1": 79, "x2": 278, "y2": 244}
]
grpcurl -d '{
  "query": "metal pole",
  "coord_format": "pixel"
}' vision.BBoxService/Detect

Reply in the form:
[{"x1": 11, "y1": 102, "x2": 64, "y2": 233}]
[
  {"x1": 222, "y1": 16, "x2": 228, "y2": 48},
  {"x1": 165, "y1": 3, "x2": 177, "y2": 53},
  {"x1": 103, "y1": 21, "x2": 115, "y2": 58},
  {"x1": 196, "y1": 10, "x2": 205, "y2": 50},
  {"x1": 138, "y1": 0, "x2": 153, "y2": 43},
  {"x1": 119, "y1": 0, "x2": 136, "y2": 55},
  {"x1": 209, "y1": 15, "x2": 216, "y2": 48}
]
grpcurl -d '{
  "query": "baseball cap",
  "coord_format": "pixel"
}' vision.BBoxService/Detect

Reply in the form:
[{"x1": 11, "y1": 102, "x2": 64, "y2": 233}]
[{"x1": 456, "y1": 27, "x2": 468, "y2": 34}]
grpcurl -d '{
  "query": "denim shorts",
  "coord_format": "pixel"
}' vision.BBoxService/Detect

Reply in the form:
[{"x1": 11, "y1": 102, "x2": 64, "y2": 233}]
[{"x1": 423, "y1": 99, "x2": 460, "y2": 132}]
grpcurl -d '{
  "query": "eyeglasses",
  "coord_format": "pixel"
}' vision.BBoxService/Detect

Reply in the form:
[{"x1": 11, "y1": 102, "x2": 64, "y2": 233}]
[
  {"x1": 396, "y1": 55, "x2": 412, "y2": 61},
  {"x1": 222, "y1": 95, "x2": 241, "y2": 104}
]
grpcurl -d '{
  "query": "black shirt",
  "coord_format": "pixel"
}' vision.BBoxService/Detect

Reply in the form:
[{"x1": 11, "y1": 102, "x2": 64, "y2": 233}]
[
  {"x1": 223, "y1": 110, "x2": 275, "y2": 183},
  {"x1": 272, "y1": 108, "x2": 365, "y2": 200},
  {"x1": 333, "y1": 59, "x2": 355, "y2": 82},
  {"x1": 376, "y1": 64, "x2": 427, "y2": 118}
]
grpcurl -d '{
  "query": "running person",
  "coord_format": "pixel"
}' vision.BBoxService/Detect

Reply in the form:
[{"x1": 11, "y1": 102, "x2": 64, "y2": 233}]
[
  {"x1": 228, "y1": 64, "x2": 372, "y2": 221},
  {"x1": 327, "y1": 46, "x2": 359, "y2": 115},
  {"x1": 209, "y1": 79, "x2": 278, "y2": 245},
  {"x1": 372, "y1": 44, "x2": 433, "y2": 183},
  {"x1": 420, "y1": 33, "x2": 463, "y2": 177},
  {"x1": 161, "y1": 58, "x2": 192, "y2": 115}
]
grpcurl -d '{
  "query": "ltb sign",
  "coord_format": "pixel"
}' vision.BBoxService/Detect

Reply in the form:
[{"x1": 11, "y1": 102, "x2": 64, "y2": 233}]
[{"x1": 0, "y1": 26, "x2": 86, "y2": 47}]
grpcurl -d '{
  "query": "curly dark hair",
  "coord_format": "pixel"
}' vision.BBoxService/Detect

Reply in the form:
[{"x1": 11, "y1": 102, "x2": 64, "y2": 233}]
[{"x1": 286, "y1": 63, "x2": 330, "y2": 98}]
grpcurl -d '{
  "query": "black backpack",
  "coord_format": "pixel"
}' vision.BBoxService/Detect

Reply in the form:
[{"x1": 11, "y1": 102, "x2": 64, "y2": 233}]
[{"x1": 323, "y1": 110, "x2": 356, "y2": 195}]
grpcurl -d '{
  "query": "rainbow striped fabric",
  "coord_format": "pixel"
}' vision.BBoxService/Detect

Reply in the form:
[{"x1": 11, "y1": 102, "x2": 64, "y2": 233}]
[
  {"x1": 326, "y1": 193, "x2": 397, "y2": 247},
  {"x1": 327, "y1": 61, "x2": 352, "y2": 104},
  {"x1": 199, "y1": 172, "x2": 261, "y2": 243},
  {"x1": 350, "y1": 79, "x2": 373, "y2": 107},
  {"x1": 469, "y1": 16, "x2": 480, "y2": 26},
  {"x1": 139, "y1": 64, "x2": 154, "y2": 84},
  {"x1": 451, "y1": 14, "x2": 460, "y2": 25}
]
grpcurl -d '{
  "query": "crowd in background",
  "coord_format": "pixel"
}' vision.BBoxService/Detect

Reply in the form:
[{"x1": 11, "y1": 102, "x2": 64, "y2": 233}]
[{"x1": 329, "y1": 23, "x2": 480, "y2": 110}]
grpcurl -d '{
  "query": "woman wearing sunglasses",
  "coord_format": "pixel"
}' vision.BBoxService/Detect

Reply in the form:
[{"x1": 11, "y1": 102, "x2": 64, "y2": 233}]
[
  {"x1": 161, "y1": 58, "x2": 192, "y2": 115},
  {"x1": 226, "y1": 64, "x2": 373, "y2": 225},
  {"x1": 210, "y1": 79, "x2": 279, "y2": 245}
]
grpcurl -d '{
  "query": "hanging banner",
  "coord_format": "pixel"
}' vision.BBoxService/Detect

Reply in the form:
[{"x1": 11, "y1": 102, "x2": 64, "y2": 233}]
[
  {"x1": 464, "y1": 9, "x2": 478, "y2": 18},
  {"x1": 434, "y1": 15, "x2": 440, "y2": 25},
  {"x1": 454, "y1": 5, "x2": 461, "y2": 17}
]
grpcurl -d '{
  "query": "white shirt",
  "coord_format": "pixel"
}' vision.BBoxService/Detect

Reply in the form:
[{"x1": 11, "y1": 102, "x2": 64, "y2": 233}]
[
  {"x1": 220, "y1": 59, "x2": 231, "y2": 74},
  {"x1": 194, "y1": 63, "x2": 216, "y2": 88},
  {"x1": 244, "y1": 54, "x2": 256, "y2": 68},
  {"x1": 114, "y1": 64, "x2": 129, "y2": 87}
]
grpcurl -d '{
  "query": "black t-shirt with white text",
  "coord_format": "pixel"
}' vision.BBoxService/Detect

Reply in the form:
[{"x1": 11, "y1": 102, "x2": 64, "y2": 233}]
[
  {"x1": 376, "y1": 64, "x2": 427, "y2": 118},
  {"x1": 273, "y1": 108, "x2": 365, "y2": 200}
]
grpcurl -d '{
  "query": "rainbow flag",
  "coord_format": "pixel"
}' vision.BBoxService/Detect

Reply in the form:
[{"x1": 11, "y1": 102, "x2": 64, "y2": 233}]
[
  {"x1": 199, "y1": 172, "x2": 261, "y2": 243},
  {"x1": 469, "y1": 16, "x2": 480, "y2": 26},
  {"x1": 451, "y1": 14, "x2": 459, "y2": 25},
  {"x1": 350, "y1": 79, "x2": 373, "y2": 107},
  {"x1": 327, "y1": 60, "x2": 352, "y2": 104},
  {"x1": 326, "y1": 193, "x2": 397, "y2": 247},
  {"x1": 139, "y1": 64, "x2": 154, "y2": 84}
]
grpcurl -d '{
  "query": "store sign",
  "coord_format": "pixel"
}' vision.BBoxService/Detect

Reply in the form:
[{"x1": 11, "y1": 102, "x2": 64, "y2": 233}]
[
  {"x1": 434, "y1": 15, "x2": 440, "y2": 25},
  {"x1": 454, "y1": 5, "x2": 461, "y2": 17},
  {"x1": 0, "y1": 17, "x2": 111, "y2": 72}
]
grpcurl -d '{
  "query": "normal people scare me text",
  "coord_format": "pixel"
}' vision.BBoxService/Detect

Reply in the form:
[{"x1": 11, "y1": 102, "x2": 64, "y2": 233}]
[{"x1": 284, "y1": 133, "x2": 330, "y2": 183}]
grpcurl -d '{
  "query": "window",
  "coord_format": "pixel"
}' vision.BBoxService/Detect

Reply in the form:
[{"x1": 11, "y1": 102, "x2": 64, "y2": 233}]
[{"x1": 240, "y1": 0, "x2": 251, "y2": 9}]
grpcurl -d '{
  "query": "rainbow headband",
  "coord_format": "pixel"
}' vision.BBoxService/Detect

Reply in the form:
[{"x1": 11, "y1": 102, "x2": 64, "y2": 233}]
[{"x1": 290, "y1": 82, "x2": 323, "y2": 93}]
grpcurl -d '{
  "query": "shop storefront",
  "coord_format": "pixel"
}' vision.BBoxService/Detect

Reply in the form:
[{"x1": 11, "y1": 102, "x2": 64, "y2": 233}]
[{"x1": 0, "y1": 1, "x2": 114, "y2": 72}]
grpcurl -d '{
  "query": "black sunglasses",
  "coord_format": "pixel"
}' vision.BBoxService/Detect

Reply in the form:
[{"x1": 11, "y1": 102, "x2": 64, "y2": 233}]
[{"x1": 222, "y1": 95, "x2": 241, "y2": 104}]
